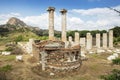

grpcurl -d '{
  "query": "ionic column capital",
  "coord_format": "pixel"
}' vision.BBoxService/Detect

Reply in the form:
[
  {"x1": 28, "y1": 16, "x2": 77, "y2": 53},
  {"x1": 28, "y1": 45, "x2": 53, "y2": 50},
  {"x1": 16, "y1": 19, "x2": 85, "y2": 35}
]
[
  {"x1": 60, "y1": 9, "x2": 67, "y2": 14},
  {"x1": 47, "y1": 7, "x2": 55, "y2": 12}
]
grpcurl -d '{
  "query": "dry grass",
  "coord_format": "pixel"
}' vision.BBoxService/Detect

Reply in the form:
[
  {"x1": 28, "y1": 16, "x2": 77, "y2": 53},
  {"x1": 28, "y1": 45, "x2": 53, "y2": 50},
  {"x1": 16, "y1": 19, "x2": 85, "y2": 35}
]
[{"x1": 0, "y1": 53, "x2": 120, "y2": 80}]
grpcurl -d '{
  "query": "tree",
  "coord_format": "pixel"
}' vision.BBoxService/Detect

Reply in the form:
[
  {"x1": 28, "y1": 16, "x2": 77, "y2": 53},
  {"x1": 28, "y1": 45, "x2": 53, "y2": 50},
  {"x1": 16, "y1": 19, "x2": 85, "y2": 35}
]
[
  {"x1": 112, "y1": 26, "x2": 120, "y2": 37},
  {"x1": 0, "y1": 28, "x2": 9, "y2": 37},
  {"x1": 14, "y1": 35, "x2": 23, "y2": 43}
]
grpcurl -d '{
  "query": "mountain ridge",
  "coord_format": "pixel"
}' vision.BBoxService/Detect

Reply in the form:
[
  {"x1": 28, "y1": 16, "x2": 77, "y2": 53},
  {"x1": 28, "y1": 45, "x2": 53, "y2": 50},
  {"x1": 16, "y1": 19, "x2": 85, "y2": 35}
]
[{"x1": 0, "y1": 17, "x2": 61, "y2": 37}]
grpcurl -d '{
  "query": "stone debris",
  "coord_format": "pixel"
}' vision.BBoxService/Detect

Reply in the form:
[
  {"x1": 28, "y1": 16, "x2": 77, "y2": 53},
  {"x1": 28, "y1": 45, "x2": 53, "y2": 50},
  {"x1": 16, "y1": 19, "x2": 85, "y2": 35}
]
[
  {"x1": 107, "y1": 55, "x2": 116, "y2": 61},
  {"x1": 113, "y1": 53, "x2": 119, "y2": 57},
  {"x1": 81, "y1": 51, "x2": 86, "y2": 58},
  {"x1": 16, "y1": 55, "x2": 23, "y2": 61},
  {"x1": 114, "y1": 49, "x2": 120, "y2": 54},
  {"x1": 50, "y1": 72, "x2": 55, "y2": 76},
  {"x1": 89, "y1": 51, "x2": 94, "y2": 54},
  {"x1": 97, "y1": 49, "x2": 105, "y2": 53},
  {"x1": 2, "y1": 51, "x2": 11, "y2": 55},
  {"x1": 107, "y1": 50, "x2": 112, "y2": 53},
  {"x1": 18, "y1": 39, "x2": 34, "y2": 54},
  {"x1": 107, "y1": 53, "x2": 119, "y2": 61}
]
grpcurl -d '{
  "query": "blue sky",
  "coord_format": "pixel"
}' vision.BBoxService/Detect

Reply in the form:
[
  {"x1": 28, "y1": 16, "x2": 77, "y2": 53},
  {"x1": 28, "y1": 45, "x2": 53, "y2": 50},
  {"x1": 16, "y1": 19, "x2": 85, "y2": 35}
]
[
  {"x1": 0, "y1": 0, "x2": 120, "y2": 30},
  {"x1": 0, "y1": 0, "x2": 120, "y2": 16}
]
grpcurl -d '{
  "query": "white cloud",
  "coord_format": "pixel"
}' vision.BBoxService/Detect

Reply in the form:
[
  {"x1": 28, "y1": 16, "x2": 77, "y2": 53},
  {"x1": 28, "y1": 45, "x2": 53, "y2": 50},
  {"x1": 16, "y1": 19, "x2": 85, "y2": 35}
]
[
  {"x1": 0, "y1": 12, "x2": 21, "y2": 24},
  {"x1": 0, "y1": 5, "x2": 120, "y2": 31},
  {"x1": 21, "y1": 13, "x2": 48, "y2": 28},
  {"x1": 68, "y1": 5, "x2": 120, "y2": 30}
]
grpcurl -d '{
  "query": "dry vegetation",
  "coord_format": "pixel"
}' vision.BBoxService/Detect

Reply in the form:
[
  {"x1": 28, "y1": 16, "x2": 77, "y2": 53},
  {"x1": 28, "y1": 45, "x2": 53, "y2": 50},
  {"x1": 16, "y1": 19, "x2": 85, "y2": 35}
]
[{"x1": 0, "y1": 52, "x2": 120, "y2": 80}]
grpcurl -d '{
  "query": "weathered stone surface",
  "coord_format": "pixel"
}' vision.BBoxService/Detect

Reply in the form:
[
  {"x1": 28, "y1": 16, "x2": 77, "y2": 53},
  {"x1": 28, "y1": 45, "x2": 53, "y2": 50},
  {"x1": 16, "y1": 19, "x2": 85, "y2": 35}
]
[
  {"x1": 103, "y1": 33, "x2": 107, "y2": 48},
  {"x1": 96, "y1": 33, "x2": 100, "y2": 48},
  {"x1": 80, "y1": 37, "x2": 86, "y2": 47},
  {"x1": 2, "y1": 51, "x2": 11, "y2": 55},
  {"x1": 60, "y1": 9, "x2": 67, "y2": 42},
  {"x1": 86, "y1": 33, "x2": 92, "y2": 50},
  {"x1": 81, "y1": 51, "x2": 86, "y2": 57},
  {"x1": 109, "y1": 30, "x2": 113, "y2": 48},
  {"x1": 33, "y1": 40, "x2": 81, "y2": 71},
  {"x1": 7, "y1": 17, "x2": 27, "y2": 26},
  {"x1": 75, "y1": 32, "x2": 80, "y2": 45},
  {"x1": 40, "y1": 51, "x2": 48, "y2": 71},
  {"x1": 97, "y1": 49, "x2": 105, "y2": 53},
  {"x1": 16, "y1": 55, "x2": 23, "y2": 61},
  {"x1": 47, "y1": 7, "x2": 55, "y2": 40},
  {"x1": 68, "y1": 36, "x2": 73, "y2": 42},
  {"x1": 114, "y1": 49, "x2": 120, "y2": 54},
  {"x1": 107, "y1": 53, "x2": 119, "y2": 61},
  {"x1": 18, "y1": 38, "x2": 34, "y2": 54}
]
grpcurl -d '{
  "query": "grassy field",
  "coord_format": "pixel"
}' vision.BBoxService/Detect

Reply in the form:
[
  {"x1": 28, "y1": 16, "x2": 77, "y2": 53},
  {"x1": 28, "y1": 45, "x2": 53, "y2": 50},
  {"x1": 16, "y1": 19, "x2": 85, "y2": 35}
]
[
  {"x1": 0, "y1": 31, "x2": 48, "y2": 48},
  {"x1": 0, "y1": 53, "x2": 120, "y2": 80}
]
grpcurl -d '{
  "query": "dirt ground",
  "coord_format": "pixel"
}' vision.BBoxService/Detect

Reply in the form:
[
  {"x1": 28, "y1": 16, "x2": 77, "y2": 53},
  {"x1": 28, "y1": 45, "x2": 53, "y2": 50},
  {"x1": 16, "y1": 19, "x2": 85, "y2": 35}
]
[{"x1": 0, "y1": 52, "x2": 120, "y2": 80}]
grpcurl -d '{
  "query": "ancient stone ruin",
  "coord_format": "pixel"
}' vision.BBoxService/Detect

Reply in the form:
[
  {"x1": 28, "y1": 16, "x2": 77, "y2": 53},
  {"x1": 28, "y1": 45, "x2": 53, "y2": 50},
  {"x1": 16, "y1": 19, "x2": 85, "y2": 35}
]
[
  {"x1": 33, "y1": 40, "x2": 81, "y2": 71},
  {"x1": 32, "y1": 7, "x2": 81, "y2": 71},
  {"x1": 17, "y1": 7, "x2": 114, "y2": 71}
]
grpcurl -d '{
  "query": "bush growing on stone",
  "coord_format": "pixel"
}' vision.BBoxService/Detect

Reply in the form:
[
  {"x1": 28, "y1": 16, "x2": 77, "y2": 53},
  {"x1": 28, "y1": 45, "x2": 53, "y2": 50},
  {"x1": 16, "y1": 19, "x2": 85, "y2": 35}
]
[
  {"x1": 5, "y1": 47, "x2": 13, "y2": 51},
  {"x1": 100, "y1": 69, "x2": 120, "y2": 80},
  {"x1": 112, "y1": 58, "x2": 120, "y2": 65}
]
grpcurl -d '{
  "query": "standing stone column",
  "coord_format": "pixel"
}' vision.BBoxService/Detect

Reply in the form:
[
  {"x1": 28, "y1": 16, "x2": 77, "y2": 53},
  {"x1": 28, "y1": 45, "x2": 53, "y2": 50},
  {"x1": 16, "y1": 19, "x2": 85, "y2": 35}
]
[
  {"x1": 28, "y1": 38, "x2": 34, "y2": 54},
  {"x1": 96, "y1": 33, "x2": 100, "y2": 48},
  {"x1": 75, "y1": 32, "x2": 80, "y2": 45},
  {"x1": 80, "y1": 37, "x2": 86, "y2": 47},
  {"x1": 69, "y1": 36, "x2": 73, "y2": 42},
  {"x1": 86, "y1": 33, "x2": 92, "y2": 50},
  {"x1": 60, "y1": 9, "x2": 67, "y2": 42},
  {"x1": 47, "y1": 7, "x2": 55, "y2": 40},
  {"x1": 109, "y1": 30, "x2": 113, "y2": 48},
  {"x1": 40, "y1": 51, "x2": 47, "y2": 71},
  {"x1": 103, "y1": 33, "x2": 107, "y2": 48},
  {"x1": 68, "y1": 36, "x2": 73, "y2": 47}
]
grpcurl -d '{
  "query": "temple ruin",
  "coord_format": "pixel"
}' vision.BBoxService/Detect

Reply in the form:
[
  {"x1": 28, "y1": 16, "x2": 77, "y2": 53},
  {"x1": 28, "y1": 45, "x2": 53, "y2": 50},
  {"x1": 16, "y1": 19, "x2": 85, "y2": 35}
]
[
  {"x1": 18, "y1": 7, "x2": 114, "y2": 71},
  {"x1": 32, "y1": 7, "x2": 81, "y2": 71}
]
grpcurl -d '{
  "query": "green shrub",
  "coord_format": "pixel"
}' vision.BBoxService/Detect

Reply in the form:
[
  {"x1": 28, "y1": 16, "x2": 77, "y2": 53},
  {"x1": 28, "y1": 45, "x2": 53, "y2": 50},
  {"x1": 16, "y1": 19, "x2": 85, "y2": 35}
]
[
  {"x1": 0, "y1": 65, "x2": 12, "y2": 80},
  {"x1": 0, "y1": 65, "x2": 12, "y2": 72},
  {"x1": 100, "y1": 69, "x2": 120, "y2": 80},
  {"x1": 14, "y1": 35, "x2": 23, "y2": 43},
  {"x1": 38, "y1": 36, "x2": 48, "y2": 40},
  {"x1": 112, "y1": 58, "x2": 120, "y2": 65},
  {"x1": 5, "y1": 47, "x2": 13, "y2": 51},
  {"x1": 117, "y1": 37, "x2": 120, "y2": 42}
]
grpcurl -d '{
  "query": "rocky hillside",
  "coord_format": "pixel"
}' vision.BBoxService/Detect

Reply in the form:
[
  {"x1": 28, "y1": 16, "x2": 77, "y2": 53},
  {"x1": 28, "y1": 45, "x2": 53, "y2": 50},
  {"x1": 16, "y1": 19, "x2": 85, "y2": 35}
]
[
  {"x1": 0, "y1": 17, "x2": 61, "y2": 37},
  {"x1": 7, "y1": 17, "x2": 27, "y2": 27},
  {"x1": 0, "y1": 17, "x2": 39, "y2": 31}
]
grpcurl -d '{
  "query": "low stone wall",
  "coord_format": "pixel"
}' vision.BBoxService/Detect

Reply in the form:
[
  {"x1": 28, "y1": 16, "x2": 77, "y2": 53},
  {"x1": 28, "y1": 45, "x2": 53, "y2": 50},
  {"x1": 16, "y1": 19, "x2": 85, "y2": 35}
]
[{"x1": 47, "y1": 61, "x2": 81, "y2": 70}]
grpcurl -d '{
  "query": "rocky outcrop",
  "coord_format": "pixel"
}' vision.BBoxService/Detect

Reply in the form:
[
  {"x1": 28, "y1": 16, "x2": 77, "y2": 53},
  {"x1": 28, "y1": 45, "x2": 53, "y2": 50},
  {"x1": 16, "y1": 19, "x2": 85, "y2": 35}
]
[{"x1": 7, "y1": 17, "x2": 27, "y2": 27}]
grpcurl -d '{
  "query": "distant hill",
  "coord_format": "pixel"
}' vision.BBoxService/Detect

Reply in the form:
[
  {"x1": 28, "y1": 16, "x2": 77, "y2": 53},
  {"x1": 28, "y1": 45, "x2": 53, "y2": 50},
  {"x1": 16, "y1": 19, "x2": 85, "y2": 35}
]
[
  {"x1": 7, "y1": 17, "x2": 27, "y2": 27},
  {"x1": 0, "y1": 17, "x2": 61, "y2": 46},
  {"x1": 0, "y1": 17, "x2": 39, "y2": 31},
  {"x1": 0, "y1": 17, "x2": 61, "y2": 37}
]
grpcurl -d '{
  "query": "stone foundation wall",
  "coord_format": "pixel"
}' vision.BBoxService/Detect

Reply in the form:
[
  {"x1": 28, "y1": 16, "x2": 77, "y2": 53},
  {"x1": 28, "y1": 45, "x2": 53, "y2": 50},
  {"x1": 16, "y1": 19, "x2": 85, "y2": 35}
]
[{"x1": 18, "y1": 39, "x2": 34, "y2": 54}]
